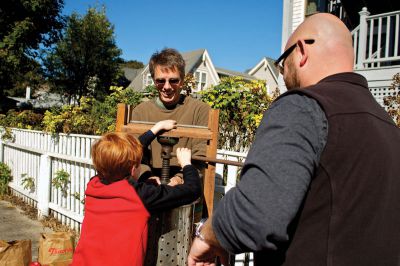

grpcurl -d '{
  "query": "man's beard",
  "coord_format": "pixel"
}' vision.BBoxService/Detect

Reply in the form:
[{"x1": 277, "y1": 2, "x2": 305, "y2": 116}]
[{"x1": 284, "y1": 57, "x2": 301, "y2": 90}]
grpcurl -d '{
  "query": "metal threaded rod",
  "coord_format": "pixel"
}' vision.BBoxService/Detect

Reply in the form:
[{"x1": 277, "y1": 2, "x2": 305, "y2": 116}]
[
  {"x1": 157, "y1": 136, "x2": 179, "y2": 185},
  {"x1": 161, "y1": 158, "x2": 170, "y2": 185}
]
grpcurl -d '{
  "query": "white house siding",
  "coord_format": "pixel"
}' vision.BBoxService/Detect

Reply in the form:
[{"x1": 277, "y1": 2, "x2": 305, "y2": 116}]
[
  {"x1": 282, "y1": 0, "x2": 294, "y2": 52},
  {"x1": 279, "y1": 0, "x2": 306, "y2": 94},
  {"x1": 292, "y1": 0, "x2": 306, "y2": 32},
  {"x1": 280, "y1": 0, "x2": 306, "y2": 57},
  {"x1": 129, "y1": 67, "x2": 148, "y2": 92},
  {"x1": 202, "y1": 50, "x2": 221, "y2": 89},
  {"x1": 265, "y1": 70, "x2": 279, "y2": 94},
  {"x1": 193, "y1": 63, "x2": 211, "y2": 93}
]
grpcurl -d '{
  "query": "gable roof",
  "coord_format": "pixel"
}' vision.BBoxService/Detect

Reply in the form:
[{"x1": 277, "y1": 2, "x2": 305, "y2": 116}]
[
  {"x1": 265, "y1": 57, "x2": 279, "y2": 78},
  {"x1": 182, "y1": 49, "x2": 206, "y2": 73},
  {"x1": 215, "y1": 67, "x2": 256, "y2": 81},
  {"x1": 247, "y1": 57, "x2": 279, "y2": 83},
  {"x1": 7, "y1": 92, "x2": 66, "y2": 109},
  {"x1": 180, "y1": 49, "x2": 221, "y2": 84},
  {"x1": 122, "y1": 67, "x2": 143, "y2": 81},
  {"x1": 129, "y1": 66, "x2": 148, "y2": 92}
]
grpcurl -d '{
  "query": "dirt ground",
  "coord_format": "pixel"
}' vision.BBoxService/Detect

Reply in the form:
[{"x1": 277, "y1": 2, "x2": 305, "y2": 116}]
[
  {"x1": 0, "y1": 193, "x2": 80, "y2": 262},
  {"x1": 0, "y1": 199, "x2": 53, "y2": 261}
]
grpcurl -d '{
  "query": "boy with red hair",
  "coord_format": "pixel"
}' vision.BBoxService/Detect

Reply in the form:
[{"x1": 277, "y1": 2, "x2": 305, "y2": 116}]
[{"x1": 72, "y1": 120, "x2": 202, "y2": 266}]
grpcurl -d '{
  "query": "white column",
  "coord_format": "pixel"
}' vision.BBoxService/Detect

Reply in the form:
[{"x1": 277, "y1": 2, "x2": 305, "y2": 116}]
[
  {"x1": 37, "y1": 154, "x2": 52, "y2": 218},
  {"x1": 25, "y1": 86, "x2": 31, "y2": 100},
  {"x1": 281, "y1": 0, "x2": 293, "y2": 53},
  {"x1": 0, "y1": 141, "x2": 3, "y2": 163},
  {"x1": 357, "y1": 7, "x2": 371, "y2": 69},
  {"x1": 278, "y1": 0, "x2": 294, "y2": 94}
]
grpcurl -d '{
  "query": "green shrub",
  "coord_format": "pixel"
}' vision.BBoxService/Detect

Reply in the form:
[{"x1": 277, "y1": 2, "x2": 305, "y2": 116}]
[
  {"x1": 0, "y1": 86, "x2": 144, "y2": 135},
  {"x1": 42, "y1": 86, "x2": 144, "y2": 135},
  {"x1": 42, "y1": 97, "x2": 96, "y2": 135},
  {"x1": 0, "y1": 127, "x2": 15, "y2": 142},
  {"x1": 42, "y1": 106, "x2": 70, "y2": 134},
  {"x1": 143, "y1": 85, "x2": 158, "y2": 99},
  {"x1": 0, "y1": 163, "x2": 12, "y2": 195},
  {"x1": 90, "y1": 86, "x2": 143, "y2": 134},
  {"x1": 200, "y1": 77, "x2": 275, "y2": 150},
  {"x1": 0, "y1": 110, "x2": 43, "y2": 130}
]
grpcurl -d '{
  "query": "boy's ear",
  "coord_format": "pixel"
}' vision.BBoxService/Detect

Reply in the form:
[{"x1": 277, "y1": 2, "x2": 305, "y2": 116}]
[
  {"x1": 130, "y1": 166, "x2": 136, "y2": 177},
  {"x1": 131, "y1": 165, "x2": 140, "y2": 180}
]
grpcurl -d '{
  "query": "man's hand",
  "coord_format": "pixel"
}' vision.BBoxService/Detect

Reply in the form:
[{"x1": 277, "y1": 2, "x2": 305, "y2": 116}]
[
  {"x1": 188, "y1": 219, "x2": 230, "y2": 266},
  {"x1": 188, "y1": 237, "x2": 217, "y2": 266}
]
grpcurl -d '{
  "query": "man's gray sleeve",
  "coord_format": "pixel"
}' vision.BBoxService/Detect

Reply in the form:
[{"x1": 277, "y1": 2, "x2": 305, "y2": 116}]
[{"x1": 212, "y1": 94, "x2": 328, "y2": 254}]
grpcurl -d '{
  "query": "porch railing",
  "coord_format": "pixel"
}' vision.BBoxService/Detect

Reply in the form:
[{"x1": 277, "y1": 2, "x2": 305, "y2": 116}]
[{"x1": 352, "y1": 8, "x2": 400, "y2": 69}]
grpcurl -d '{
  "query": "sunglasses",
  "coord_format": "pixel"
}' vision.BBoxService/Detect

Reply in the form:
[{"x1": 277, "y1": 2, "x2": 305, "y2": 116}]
[
  {"x1": 154, "y1": 78, "x2": 181, "y2": 89},
  {"x1": 274, "y1": 39, "x2": 315, "y2": 75}
]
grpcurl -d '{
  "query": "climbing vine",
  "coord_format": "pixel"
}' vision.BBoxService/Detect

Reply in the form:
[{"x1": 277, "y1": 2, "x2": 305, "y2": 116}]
[
  {"x1": 52, "y1": 169, "x2": 70, "y2": 197},
  {"x1": 21, "y1": 173, "x2": 35, "y2": 192}
]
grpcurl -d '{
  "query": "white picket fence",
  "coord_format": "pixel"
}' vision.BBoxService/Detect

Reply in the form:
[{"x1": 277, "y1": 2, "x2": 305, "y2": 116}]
[
  {"x1": 0, "y1": 129, "x2": 99, "y2": 231},
  {"x1": 0, "y1": 127, "x2": 252, "y2": 265}
]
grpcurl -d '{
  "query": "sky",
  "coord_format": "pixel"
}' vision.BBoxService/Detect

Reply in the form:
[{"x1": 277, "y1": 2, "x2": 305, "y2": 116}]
[{"x1": 63, "y1": 1, "x2": 283, "y2": 73}]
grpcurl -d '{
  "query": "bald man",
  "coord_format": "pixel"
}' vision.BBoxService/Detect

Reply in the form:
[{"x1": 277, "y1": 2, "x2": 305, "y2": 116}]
[{"x1": 188, "y1": 13, "x2": 400, "y2": 266}]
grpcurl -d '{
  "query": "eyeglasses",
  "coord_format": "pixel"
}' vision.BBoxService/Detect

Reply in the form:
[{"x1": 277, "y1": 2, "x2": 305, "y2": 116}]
[
  {"x1": 274, "y1": 39, "x2": 315, "y2": 75},
  {"x1": 154, "y1": 78, "x2": 181, "y2": 89}
]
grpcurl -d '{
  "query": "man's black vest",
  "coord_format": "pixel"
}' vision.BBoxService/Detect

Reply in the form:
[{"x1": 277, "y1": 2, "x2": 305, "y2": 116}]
[{"x1": 265, "y1": 73, "x2": 400, "y2": 265}]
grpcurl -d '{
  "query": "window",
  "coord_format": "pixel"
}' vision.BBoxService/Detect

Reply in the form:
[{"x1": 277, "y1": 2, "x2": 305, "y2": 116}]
[
  {"x1": 144, "y1": 73, "x2": 154, "y2": 86},
  {"x1": 305, "y1": 0, "x2": 328, "y2": 16},
  {"x1": 194, "y1": 71, "x2": 207, "y2": 91}
]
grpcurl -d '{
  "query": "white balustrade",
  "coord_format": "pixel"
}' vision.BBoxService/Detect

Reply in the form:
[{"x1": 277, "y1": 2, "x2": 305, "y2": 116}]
[{"x1": 353, "y1": 8, "x2": 400, "y2": 69}]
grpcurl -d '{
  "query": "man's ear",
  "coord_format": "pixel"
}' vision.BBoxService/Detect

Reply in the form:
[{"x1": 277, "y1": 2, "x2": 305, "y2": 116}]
[{"x1": 297, "y1": 40, "x2": 308, "y2": 67}]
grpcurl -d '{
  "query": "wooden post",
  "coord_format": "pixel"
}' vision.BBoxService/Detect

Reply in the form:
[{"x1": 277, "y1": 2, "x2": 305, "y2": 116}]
[
  {"x1": 204, "y1": 109, "x2": 219, "y2": 216},
  {"x1": 116, "y1": 103, "x2": 128, "y2": 132}
]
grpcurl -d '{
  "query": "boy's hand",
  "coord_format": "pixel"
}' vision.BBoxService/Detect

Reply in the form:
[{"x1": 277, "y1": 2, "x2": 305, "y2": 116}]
[
  {"x1": 160, "y1": 119, "x2": 177, "y2": 131},
  {"x1": 176, "y1": 148, "x2": 191, "y2": 168},
  {"x1": 146, "y1": 176, "x2": 161, "y2": 185},
  {"x1": 168, "y1": 175, "x2": 184, "y2": 186},
  {"x1": 151, "y1": 120, "x2": 177, "y2": 134}
]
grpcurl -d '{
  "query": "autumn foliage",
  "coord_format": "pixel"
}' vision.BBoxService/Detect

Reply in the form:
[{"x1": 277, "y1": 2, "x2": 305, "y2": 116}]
[{"x1": 383, "y1": 73, "x2": 400, "y2": 127}]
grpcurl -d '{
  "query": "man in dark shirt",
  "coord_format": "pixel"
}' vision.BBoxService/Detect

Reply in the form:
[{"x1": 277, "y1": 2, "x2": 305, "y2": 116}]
[{"x1": 188, "y1": 13, "x2": 400, "y2": 266}]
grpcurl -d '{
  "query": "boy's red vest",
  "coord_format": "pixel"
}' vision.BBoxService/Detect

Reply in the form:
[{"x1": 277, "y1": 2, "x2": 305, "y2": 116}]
[{"x1": 72, "y1": 177, "x2": 150, "y2": 266}]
